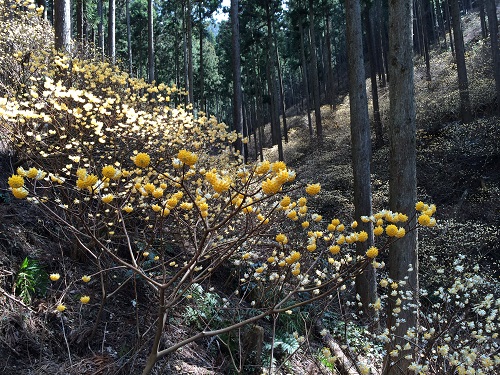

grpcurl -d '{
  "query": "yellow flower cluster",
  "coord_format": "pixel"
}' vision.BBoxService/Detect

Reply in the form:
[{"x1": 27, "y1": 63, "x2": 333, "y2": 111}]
[
  {"x1": 133, "y1": 152, "x2": 151, "y2": 168},
  {"x1": 366, "y1": 246, "x2": 379, "y2": 258},
  {"x1": 305, "y1": 183, "x2": 321, "y2": 196},
  {"x1": 101, "y1": 165, "x2": 122, "y2": 180},
  {"x1": 76, "y1": 168, "x2": 99, "y2": 190},
  {"x1": 177, "y1": 149, "x2": 198, "y2": 166},
  {"x1": 260, "y1": 161, "x2": 296, "y2": 195},
  {"x1": 416, "y1": 201, "x2": 437, "y2": 227},
  {"x1": 8, "y1": 174, "x2": 24, "y2": 188},
  {"x1": 205, "y1": 169, "x2": 232, "y2": 193}
]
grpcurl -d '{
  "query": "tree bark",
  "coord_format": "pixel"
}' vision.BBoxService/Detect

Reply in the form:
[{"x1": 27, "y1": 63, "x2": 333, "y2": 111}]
[
  {"x1": 384, "y1": 0, "x2": 418, "y2": 374},
  {"x1": 98, "y1": 0, "x2": 104, "y2": 60},
  {"x1": 54, "y1": 0, "x2": 71, "y2": 53},
  {"x1": 231, "y1": 0, "x2": 244, "y2": 157},
  {"x1": 345, "y1": 0, "x2": 379, "y2": 330},
  {"x1": 450, "y1": 0, "x2": 472, "y2": 123},
  {"x1": 299, "y1": 22, "x2": 313, "y2": 137},
  {"x1": 486, "y1": 0, "x2": 500, "y2": 114},
  {"x1": 126, "y1": 0, "x2": 133, "y2": 76},
  {"x1": 108, "y1": 0, "x2": 116, "y2": 64},
  {"x1": 479, "y1": 0, "x2": 488, "y2": 38},
  {"x1": 308, "y1": 0, "x2": 322, "y2": 138},
  {"x1": 148, "y1": 0, "x2": 155, "y2": 83},
  {"x1": 365, "y1": 4, "x2": 384, "y2": 148},
  {"x1": 187, "y1": 0, "x2": 194, "y2": 103}
]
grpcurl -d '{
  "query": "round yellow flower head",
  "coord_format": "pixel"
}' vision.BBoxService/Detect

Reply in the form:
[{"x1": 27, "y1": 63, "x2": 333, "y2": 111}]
[
  {"x1": 101, "y1": 165, "x2": 119, "y2": 179},
  {"x1": 26, "y1": 167, "x2": 39, "y2": 179},
  {"x1": 261, "y1": 178, "x2": 281, "y2": 195},
  {"x1": 357, "y1": 231, "x2": 368, "y2": 242},
  {"x1": 418, "y1": 214, "x2": 431, "y2": 226},
  {"x1": 329, "y1": 245, "x2": 341, "y2": 255},
  {"x1": 177, "y1": 149, "x2": 198, "y2": 166},
  {"x1": 134, "y1": 153, "x2": 151, "y2": 168},
  {"x1": 271, "y1": 161, "x2": 287, "y2": 173},
  {"x1": 366, "y1": 246, "x2": 379, "y2": 258},
  {"x1": 254, "y1": 160, "x2": 270, "y2": 175},
  {"x1": 395, "y1": 227, "x2": 406, "y2": 238},
  {"x1": 101, "y1": 194, "x2": 114, "y2": 204},
  {"x1": 415, "y1": 201, "x2": 425, "y2": 211},
  {"x1": 80, "y1": 296, "x2": 90, "y2": 304},
  {"x1": 374, "y1": 226, "x2": 384, "y2": 236},
  {"x1": 8, "y1": 175, "x2": 24, "y2": 189},
  {"x1": 276, "y1": 233, "x2": 288, "y2": 244},
  {"x1": 123, "y1": 205, "x2": 134, "y2": 213},
  {"x1": 305, "y1": 183, "x2": 321, "y2": 196},
  {"x1": 386, "y1": 224, "x2": 398, "y2": 237},
  {"x1": 213, "y1": 178, "x2": 231, "y2": 193},
  {"x1": 56, "y1": 304, "x2": 66, "y2": 312},
  {"x1": 81, "y1": 275, "x2": 91, "y2": 282},
  {"x1": 301, "y1": 221, "x2": 310, "y2": 229},
  {"x1": 12, "y1": 187, "x2": 29, "y2": 199},
  {"x1": 49, "y1": 273, "x2": 60, "y2": 281},
  {"x1": 280, "y1": 196, "x2": 291, "y2": 208},
  {"x1": 144, "y1": 183, "x2": 155, "y2": 193}
]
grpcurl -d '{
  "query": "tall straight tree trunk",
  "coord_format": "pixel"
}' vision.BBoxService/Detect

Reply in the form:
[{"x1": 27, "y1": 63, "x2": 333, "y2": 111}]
[
  {"x1": 76, "y1": 0, "x2": 84, "y2": 43},
  {"x1": 486, "y1": 0, "x2": 500, "y2": 114},
  {"x1": 299, "y1": 22, "x2": 313, "y2": 137},
  {"x1": 199, "y1": 3, "x2": 206, "y2": 112},
  {"x1": 345, "y1": 0, "x2": 379, "y2": 330},
  {"x1": 266, "y1": 0, "x2": 283, "y2": 161},
  {"x1": 183, "y1": 2, "x2": 189, "y2": 103},
  {"x1": 479, "y1": 0, "x2": 488, "y2": 38},
  {"x1": 384, "y1": 1, "x2": 418, "y2": 374},
  {"x1": 450, "y1": 0, "x2": 472, "y2": 123},
  {"x1": 308, "y1": 0, "x2": 322, "y2": 138},
  {"x1": 275, "y1": 43, "x2": 288, "y2": 143},
  {"x1": 98, "y1": 0, "x2": 104, "y2": 60},
  {"x1": 231, "y1": 0, "x2": 244, "y2": 157},
  {"x1": 375, "y1": 0, "x2": 387, "y2": 86},
  {"x1": 444, "y1": 0, "x2": 455, "y2": 56},
  {"x1": 108, "y1": 0, "x2": 116, "y2": 64},
  {"x1": 365, "y1": 5, "x2": 384, "y2": 148},
  {"x1": 148, "y1": 0, "x2": 155, "y2": 83},
  {"x1": 126, "y1": 0, "x2": 133, "y2": 76},
  {"x1": 54, "y1": 0, "x2": 71, "y2": 53},
  {"x1": 325, "y1": 13, "x2": 336, "y2": 109},
  {"x1": 187, "y1": 0, "x2": 194, "y2": 103}
]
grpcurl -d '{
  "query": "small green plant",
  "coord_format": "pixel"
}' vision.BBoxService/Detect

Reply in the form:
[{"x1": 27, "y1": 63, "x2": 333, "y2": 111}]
[
  {"x1": 14, "y1": 257, "x2": 48, "y2": 304},
  {"x1": 183, "y1": 283, "x2": 222, "y2": 330}
]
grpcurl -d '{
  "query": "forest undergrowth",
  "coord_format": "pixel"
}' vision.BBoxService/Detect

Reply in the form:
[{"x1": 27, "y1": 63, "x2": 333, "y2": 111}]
[{"x1": 0, "y1": 4, "x2": 499, "y2": 375}]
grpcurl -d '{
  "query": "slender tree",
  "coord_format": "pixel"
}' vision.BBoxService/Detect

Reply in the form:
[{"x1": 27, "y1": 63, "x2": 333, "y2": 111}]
[
  {"x1": 98, "y1": 0, "x2": 104, "y2": 60},
  {"x1": 231, "y1": 0, "x2": 244, "y2": 157},
  {"x1": 308, "y1": 0, "x2": 322, "y2": 138},
  {"x1": 148, "y1": 0, "x2": 155, "y2": 83},
  {"x1": 485, "y1": 0, "x2": 500, "y2": 114},
  {"x1": 450, "y1": 0, "x2": 472, "y2": 123},
  {"x1": 108, "y1": 0, "x2": 116, "y2": 64},
  {"x1": 54, "y1": 0, "x2": 71, "y2": 53},
  {"x1": 299, "y1": 22, "x2": 313, "y2": 136},
  {"x1": 345, "y1": 0, "x2": 378, "y2": 330},
  {"x1": 126, "y1": 0, "x2": 133, "y2": 76},
  {"x1": 384, "y1": 0, "x2": 418, "y2": 374}
]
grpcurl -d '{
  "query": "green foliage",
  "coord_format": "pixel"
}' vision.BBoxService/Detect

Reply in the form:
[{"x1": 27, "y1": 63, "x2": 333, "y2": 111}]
[
  {"x1": 183, "y1": 283, "x2": 222, "y2": 330},
  {"x1": 14, "y1": 257, "x2": 48, "y2": 304}
]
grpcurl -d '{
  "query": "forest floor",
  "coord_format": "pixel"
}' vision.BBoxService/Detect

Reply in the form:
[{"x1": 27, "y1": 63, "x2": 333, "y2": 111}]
[{"x1": 1, "y1": 9, "x2": 500, "y2": 375}]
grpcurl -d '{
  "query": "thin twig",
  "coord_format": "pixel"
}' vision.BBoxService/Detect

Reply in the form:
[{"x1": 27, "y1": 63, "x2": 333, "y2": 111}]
[{"x1": 60, "y1": 314, "x2": 73, "y2": 366}]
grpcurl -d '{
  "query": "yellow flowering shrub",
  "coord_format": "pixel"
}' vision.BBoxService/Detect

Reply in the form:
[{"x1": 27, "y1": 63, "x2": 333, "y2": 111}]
[{"x1": 0, "y1": 5, "x2": 448, "y2": 374}]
